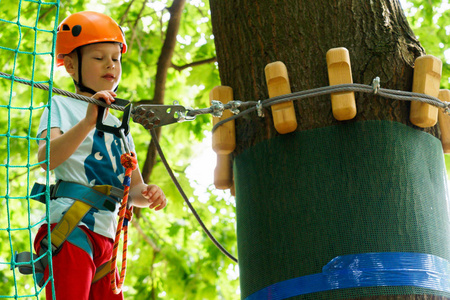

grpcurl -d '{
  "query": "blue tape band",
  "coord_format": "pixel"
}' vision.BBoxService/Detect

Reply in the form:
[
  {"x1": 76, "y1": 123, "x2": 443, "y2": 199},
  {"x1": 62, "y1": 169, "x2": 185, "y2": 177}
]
[
  {"x1": 122, "y1": 176, "x2": 131, "y2": 187},
  {"x1": 245, "y1": 252, "x2": 450, "y2": 300}
]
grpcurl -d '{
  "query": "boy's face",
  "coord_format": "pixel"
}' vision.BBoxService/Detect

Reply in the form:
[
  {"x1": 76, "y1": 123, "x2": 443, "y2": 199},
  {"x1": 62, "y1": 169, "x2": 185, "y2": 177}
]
[{"x1": 77, "y1": 42, "x2": 122, "y2": 93}]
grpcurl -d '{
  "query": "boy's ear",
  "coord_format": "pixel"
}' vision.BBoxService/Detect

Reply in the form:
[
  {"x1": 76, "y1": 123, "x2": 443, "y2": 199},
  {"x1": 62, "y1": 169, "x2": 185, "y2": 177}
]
[{"x1": 63, "y1": 55, "x2": 76, "y2": 77}]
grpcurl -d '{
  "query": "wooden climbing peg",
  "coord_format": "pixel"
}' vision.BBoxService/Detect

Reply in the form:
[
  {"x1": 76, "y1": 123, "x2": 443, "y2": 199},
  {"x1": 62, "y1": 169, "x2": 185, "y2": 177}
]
[
  {"x1": 326, "y1": 47, "x2": 357, "y2": 121},
  {"x1": 214, "y1": 154, "x2": 233, "y2": 189},
  {"x1": 210, "y1": 86, "x2": 235, "y2": 190},
  {"x1": 265, "y1": 61, "x2": 297, "y2": 134},
  {"x1": 410, "y1": 55, "x2": 442, "y2": 128},
  {"x1": 210, "y1": 86, "x2": 236, "y2": 154},
  {"x1": 438, "y1": 90, "x2": 450, "y2": 153}
]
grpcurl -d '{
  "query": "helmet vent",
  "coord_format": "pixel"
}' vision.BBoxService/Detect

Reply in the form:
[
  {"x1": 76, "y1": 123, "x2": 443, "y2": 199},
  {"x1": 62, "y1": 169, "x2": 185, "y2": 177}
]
[
  {"x1": 72, "y1": 25, "x2": 82, "y2": 37},
  {"x1": 62, "y1": 24, "x2": 70, "y2": 31}
]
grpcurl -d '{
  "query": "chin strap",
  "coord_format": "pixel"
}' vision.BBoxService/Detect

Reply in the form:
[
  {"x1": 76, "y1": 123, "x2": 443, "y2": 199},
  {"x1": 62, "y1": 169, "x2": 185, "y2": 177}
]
[{"x1": 73, "y1": 48, "x2": 98, "y2": 95}]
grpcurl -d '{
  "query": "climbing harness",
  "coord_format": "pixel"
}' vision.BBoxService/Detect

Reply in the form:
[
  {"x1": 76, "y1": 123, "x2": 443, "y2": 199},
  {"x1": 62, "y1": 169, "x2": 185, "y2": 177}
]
[{"x1": 14, "y1": 180, "x2": 124, "y2": 287}]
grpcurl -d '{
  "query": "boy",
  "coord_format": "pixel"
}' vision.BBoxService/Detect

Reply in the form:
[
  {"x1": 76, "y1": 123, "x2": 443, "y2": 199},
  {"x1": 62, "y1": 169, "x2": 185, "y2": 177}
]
[{"x1": 34, "y1": 11, "x2": 166, "y2": 299}]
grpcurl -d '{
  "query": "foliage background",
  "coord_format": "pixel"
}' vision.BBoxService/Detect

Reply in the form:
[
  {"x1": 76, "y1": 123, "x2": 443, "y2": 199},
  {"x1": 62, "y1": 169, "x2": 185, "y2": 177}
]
[{"x1": 0, "y1": 0, "x2": 449, "y2": 299}]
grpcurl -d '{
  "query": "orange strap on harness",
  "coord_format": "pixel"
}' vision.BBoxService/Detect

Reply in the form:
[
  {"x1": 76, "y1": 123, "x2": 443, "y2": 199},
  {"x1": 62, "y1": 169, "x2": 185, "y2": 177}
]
[{"x1": 110, "y1": 152, "x2": 137, "y2": 294}]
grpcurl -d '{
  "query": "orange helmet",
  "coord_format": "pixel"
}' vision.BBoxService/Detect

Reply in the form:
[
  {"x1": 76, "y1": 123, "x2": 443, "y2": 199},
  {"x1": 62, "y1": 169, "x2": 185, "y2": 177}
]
[{"x1": 55, "y1": 11, "x2": 127, "y2": 67}]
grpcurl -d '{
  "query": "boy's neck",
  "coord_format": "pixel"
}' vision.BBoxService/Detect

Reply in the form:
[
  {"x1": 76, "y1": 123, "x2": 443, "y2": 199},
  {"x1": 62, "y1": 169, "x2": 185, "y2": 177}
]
[{"x1": 75, "y1": 88, "x2": 94, "y2": 98}]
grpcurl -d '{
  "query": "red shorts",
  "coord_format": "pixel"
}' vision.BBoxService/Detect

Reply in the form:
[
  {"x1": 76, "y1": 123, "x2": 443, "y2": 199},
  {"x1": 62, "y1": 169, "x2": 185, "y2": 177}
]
[{"x1": 34, "y1": 224, "x2": 124, "y2": 300}]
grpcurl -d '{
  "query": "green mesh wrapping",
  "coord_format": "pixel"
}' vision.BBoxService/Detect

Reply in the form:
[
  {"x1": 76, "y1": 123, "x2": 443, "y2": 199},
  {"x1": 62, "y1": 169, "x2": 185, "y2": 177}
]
[{"x1": 234, "y1": 120, "x2": 450, "y2": 300}]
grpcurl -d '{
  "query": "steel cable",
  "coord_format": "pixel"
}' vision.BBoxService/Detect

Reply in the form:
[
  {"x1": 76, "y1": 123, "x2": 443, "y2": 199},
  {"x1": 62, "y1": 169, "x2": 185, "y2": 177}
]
[{"x1": 150, "y1": 129, "x2": 238, "y2": 263}]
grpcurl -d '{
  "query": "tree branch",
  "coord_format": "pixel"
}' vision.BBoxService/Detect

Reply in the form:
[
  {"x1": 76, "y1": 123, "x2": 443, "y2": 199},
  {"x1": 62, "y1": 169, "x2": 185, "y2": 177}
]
[
  {"x1": 171, "y1": 57, "x2": 217, "y2": 71},
  {"x1": 137, "y1": 0, "x2": 186, "y2": 218},
  {"x1": 8, "y1": 165, "x2": 41, "y2": 182},
  {"x1": 118, "y1": 0, "x2": 136, "y2": 26},
  {"x1": 140, "y1": 0, "x2": 186, "y2": 170},
  {"x1": 128, "y1": 0, "x2": 150, "y2": 53},
  {"x1": 141, "y1": 127, "x2": 161, "y2": 184},
  {"x1": 131, "y1": 218, "x2": 161, "y2": 252},
  {"x1": 153, "y1": 0, "x2": 187, "y2": 105}
]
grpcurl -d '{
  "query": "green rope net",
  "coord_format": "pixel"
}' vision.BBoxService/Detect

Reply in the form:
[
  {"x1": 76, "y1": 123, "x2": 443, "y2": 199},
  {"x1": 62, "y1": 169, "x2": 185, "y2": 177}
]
[{"x1": 0, "y1": 1, "x2": 60, "y2": 299}]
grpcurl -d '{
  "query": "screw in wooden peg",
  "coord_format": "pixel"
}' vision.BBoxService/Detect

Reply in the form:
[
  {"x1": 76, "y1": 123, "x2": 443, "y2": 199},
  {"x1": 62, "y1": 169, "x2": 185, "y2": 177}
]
[
  {"x1": 438, "y1": 90, "x2": 450, "y2": 153},
  {"x1": 410, "y1": 55, "x2": 442, "y2": 128},
  {"x1": 326, "y1": 47, "x2": 357, "y2": 121},
  {"x1": 214, "y1": 154, "x2": 233, "y2": 190},
  {"x1": 210, "y1": 86, "x2": 236, "y2": 155},
  {"x1": 264, "y1": 61, "x2": 297, "y2": 134}
]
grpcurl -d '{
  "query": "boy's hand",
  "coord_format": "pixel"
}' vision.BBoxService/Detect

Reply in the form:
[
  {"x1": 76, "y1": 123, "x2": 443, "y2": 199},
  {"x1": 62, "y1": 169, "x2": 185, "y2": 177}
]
[
  {"x1": 141, "y1": 185, "x2": 167, "y2": 211},
  {"x1": 85, "y1": 90, "x2": 117, "y2": 127}
]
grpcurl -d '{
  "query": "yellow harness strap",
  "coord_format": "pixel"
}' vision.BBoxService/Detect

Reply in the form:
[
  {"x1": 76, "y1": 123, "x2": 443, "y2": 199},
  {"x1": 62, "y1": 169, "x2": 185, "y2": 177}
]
[
  {"x1": 92, "y1": 185, "x2": 113, "y2": 195},
  {"x1": 50, "y1": 201, "x2": 92, "y2": 248},
  {"x1": 93, "y1": 261, "x2": 111, "y2": 284}
]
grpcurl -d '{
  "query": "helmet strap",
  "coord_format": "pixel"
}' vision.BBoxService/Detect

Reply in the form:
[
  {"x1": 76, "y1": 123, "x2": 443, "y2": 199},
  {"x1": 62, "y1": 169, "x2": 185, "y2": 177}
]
[{"x1": 73, "y1": 48, "x2": 98, "y2": 96}]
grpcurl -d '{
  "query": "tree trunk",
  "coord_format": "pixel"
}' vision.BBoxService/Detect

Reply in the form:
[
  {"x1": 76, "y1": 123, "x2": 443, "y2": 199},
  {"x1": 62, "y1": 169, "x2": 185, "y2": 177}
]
[
  {"x1": 209, "y1": 1, "x2": 450, "y2": 299},
  {"x1": 210, "y1": 0, "x2": 440, "y2": 150}
]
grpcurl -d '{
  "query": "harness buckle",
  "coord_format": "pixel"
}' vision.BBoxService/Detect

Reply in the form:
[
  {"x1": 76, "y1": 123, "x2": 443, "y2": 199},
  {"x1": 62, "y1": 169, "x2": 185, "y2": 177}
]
[
  {"x1": 50, "y1": 180, "x2": 62, "y2": 199},
  {"x1": 119, "y1": 128, "x2": 131, "y2": 154},
  {"x1": 96, "y1": 97, "x2": 132, "y2": 138},
  {"x1": 40, "y1": 237, "x2": 61, "y2": 255},
  {"x1": 12, "y1": 251, "x2": 47, "y2": 287}
]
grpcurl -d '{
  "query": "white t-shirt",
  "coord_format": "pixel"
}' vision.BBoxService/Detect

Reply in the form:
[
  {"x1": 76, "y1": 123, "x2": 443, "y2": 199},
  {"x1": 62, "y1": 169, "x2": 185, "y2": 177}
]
[{"x1": 37, "y1": 95, "x2": 136, "y2": 239}]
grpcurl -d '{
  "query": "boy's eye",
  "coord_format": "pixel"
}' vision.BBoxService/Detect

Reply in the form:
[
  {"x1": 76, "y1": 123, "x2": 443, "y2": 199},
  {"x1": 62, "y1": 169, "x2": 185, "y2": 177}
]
[{"x1": 94, "y1": 57, "x2": 102, "y2": 60}]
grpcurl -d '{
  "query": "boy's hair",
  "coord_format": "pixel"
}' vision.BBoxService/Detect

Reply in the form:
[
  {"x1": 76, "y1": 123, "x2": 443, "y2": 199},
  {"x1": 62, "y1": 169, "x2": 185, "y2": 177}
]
[{"x1": 56, "y1": 11, "x2": 127, "y2": 67}]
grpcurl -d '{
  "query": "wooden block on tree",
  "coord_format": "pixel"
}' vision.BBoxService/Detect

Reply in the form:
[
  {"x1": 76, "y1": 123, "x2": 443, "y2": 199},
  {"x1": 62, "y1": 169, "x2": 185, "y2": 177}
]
[
  {"x1": 210, "y1": 86, "x2": 236, "y2": 154},
  {"x1": 326, "y1": 47, "x2": 357, "y2": 121},
  {"x1": 265, "y1": 61, "x2": 297, "y2": 134},
  {"x1": 410, "y1": 55, "x2": 442, "y2": 128},
  {"x1": 438, "y1": 89, "x2": 450, "y2": 153},
  {"x1": 214, "y1": 154, "x2": 233, "y2": 190},
  {"x1": 210, "y1": 86, "x2": 235, "y2": 191}
]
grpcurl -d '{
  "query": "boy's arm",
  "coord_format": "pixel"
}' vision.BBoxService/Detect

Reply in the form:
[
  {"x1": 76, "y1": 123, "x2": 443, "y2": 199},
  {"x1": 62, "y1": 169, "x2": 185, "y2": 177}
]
[
  {"x1": 37, "y1": 118, "x2": 94, "y2": 170},
  {"x1": 38, "y1": 91, "x2": 117, "y2": 170},
  {"x1": 129, "y1": 167, "x2": 167, "y2": 210}
]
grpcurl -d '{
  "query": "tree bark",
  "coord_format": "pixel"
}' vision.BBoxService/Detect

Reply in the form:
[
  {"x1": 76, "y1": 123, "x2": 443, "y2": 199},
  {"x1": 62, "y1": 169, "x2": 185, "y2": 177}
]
[
  {"x1": 210, "y1": 0, "x2": 439, "y2": 155},
  {"x1": 210, "y1": 1, "x2": 448, "y2": 299}
]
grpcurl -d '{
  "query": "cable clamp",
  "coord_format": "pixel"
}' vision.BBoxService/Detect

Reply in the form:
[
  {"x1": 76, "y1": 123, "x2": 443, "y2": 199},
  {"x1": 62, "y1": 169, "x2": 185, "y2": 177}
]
[
  {"x1": 229, "y1": 100, "x2": 242, "y2": 115},
  {"x1": 179, "y1": 107, "x2": 197, "y2": 122},
  {"x1": 173, "y1": 101, "x2": 195, "y2": 122},
  {"x1": 211, "y1": 100, "x2": 224, "y2": 117},
  {"x1": 256, "y1": 100, "x2": 264, "y2": 117},
  {"x1": 444, "y1": 103, "x2": 450, "y2": 116},
  {"x1": 372, "y1": 77, "x2": 381, "y2": 95}
]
